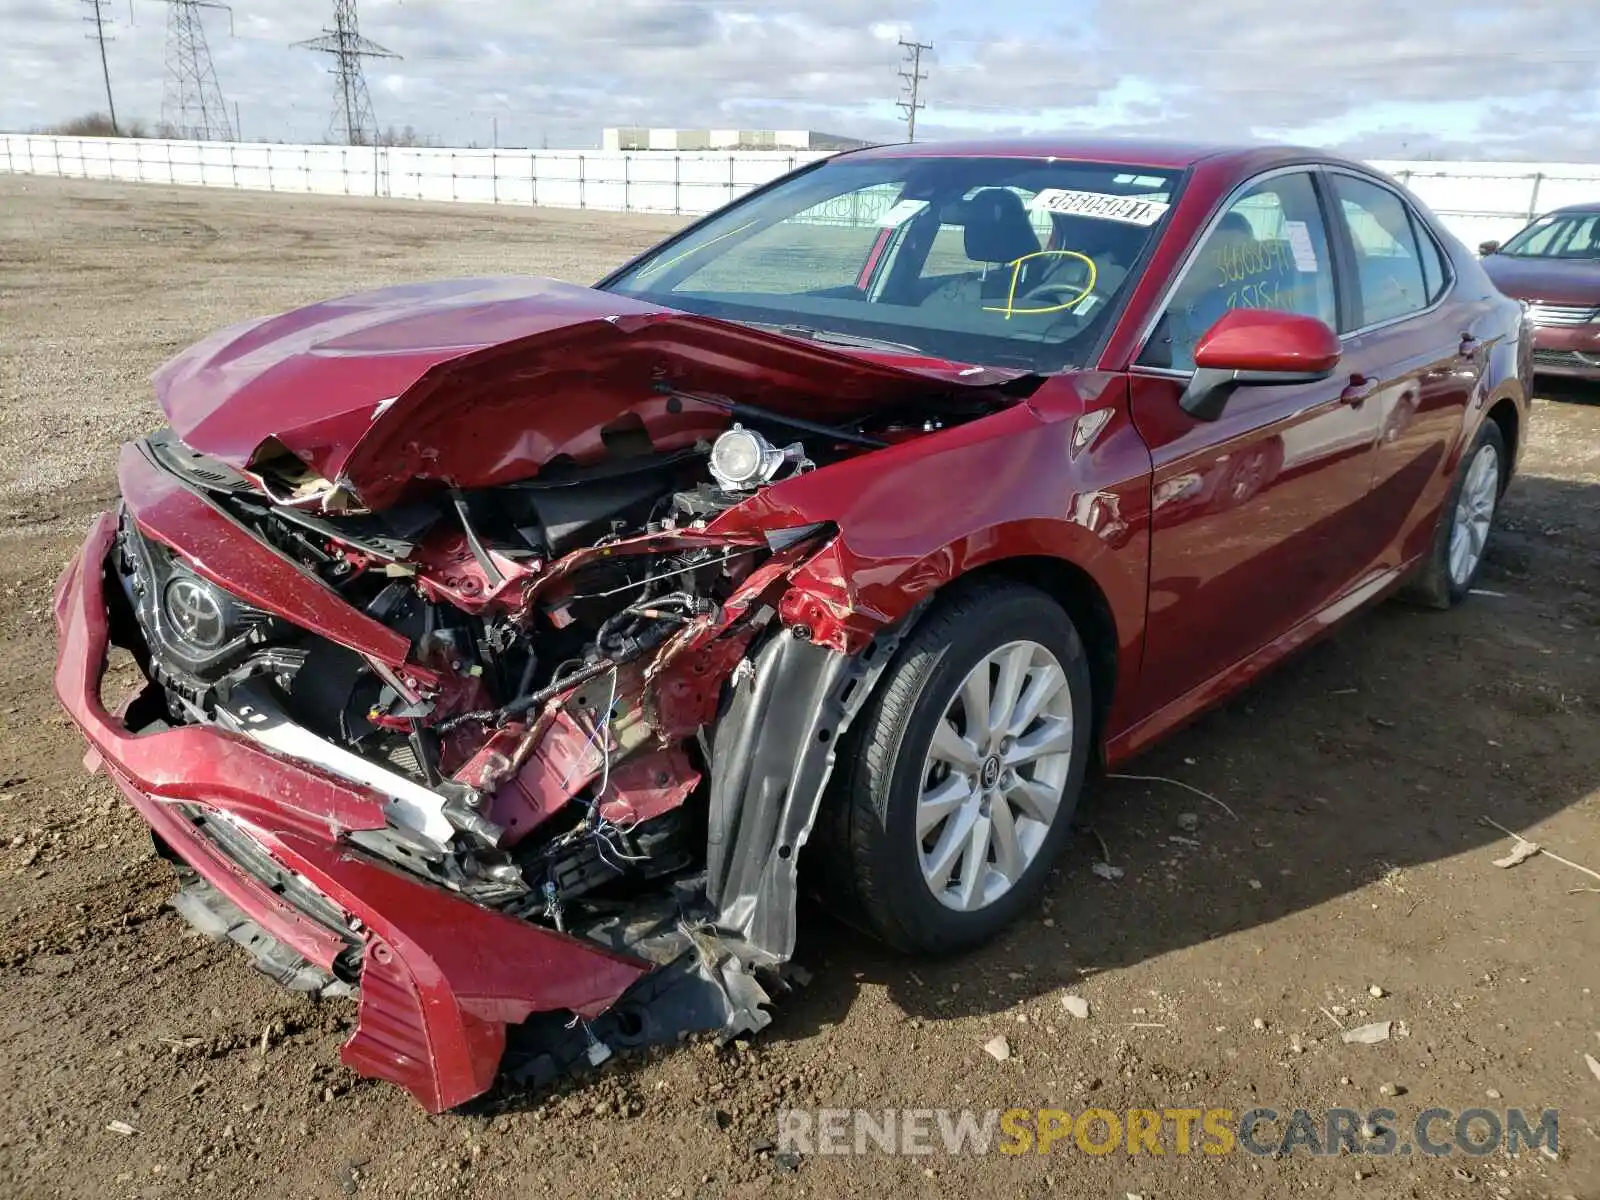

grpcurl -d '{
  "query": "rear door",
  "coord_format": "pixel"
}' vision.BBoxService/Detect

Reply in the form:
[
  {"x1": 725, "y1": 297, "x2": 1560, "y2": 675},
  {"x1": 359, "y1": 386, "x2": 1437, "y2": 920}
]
[
  {"x1": 1323, "y1": 170, "x2": 1488, "y2": 570},
  {"x1": 1127, "y1": 168, "x2": 1384, "y2": 714}
]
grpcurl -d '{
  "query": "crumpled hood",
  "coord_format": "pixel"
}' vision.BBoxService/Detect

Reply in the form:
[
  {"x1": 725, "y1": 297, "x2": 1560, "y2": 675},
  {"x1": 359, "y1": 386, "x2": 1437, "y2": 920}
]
[
  {"x1": 152, "y1": 276, "x2": 1021, "y2": 512},
  {"x1": 1481, "y1": 254, "x2": 1600, "y2": 306}
]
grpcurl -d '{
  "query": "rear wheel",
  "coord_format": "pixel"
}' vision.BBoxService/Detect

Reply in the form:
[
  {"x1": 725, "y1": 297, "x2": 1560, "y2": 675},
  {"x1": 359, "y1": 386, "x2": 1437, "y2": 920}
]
[
  {"x1": 825, "y1": 580, "x2": 1092, "y2": 954},
  {"x1": 1404, "y1": 420, "x2": 1506, "y2": 609}
]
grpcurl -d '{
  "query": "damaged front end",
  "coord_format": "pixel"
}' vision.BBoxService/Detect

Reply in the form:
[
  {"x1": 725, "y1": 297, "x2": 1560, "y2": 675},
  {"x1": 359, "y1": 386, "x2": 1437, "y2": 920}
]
[{"x1": 55, "y1": 289, "x2": 1016, "y2": 1109}]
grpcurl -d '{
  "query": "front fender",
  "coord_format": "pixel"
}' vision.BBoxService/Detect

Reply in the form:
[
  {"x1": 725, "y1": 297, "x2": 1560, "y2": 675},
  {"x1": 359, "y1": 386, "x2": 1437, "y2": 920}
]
[{"x1": 705, "y1": 374, "x2": 1151, "y2": 672}]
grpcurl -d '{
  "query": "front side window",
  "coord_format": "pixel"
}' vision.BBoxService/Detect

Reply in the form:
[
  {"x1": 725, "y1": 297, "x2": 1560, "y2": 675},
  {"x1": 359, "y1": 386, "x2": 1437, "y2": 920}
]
[
  {"x1": 607, "y1": 157, "x2": 1182, "y2": 372},
  {"x1": 1333, "y1": 174, "x2": 1431, "y2": 325},
  {"x1": 1500, "y1": 211, "x2": 1600, "y2": 259},
  {"x1": 1138, "y1": 171, "x2": 1336, "y2": 372}
]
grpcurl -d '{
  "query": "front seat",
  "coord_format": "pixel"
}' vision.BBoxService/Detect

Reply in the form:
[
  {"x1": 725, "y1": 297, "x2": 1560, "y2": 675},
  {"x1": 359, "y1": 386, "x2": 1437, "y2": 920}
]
[
  {"x1": 963, "y1": 188, "x2": 1042, "y2": 299},
  {"x1": 1189, "y1": 213, "x2": 1258, "y2": 314},
  {"x1": 1156, "y1": 211, "x2": 1260, "y2": 370}
]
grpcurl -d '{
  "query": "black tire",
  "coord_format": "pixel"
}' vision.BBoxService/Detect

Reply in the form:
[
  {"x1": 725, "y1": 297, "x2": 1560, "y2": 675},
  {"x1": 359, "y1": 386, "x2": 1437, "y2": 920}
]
[
  {"x1": 822, "y1": 580, "x2": 1093, "y2": 954},
  {"x1": 1403, "y1": 420, "x2": 1507, "y2": 609}
]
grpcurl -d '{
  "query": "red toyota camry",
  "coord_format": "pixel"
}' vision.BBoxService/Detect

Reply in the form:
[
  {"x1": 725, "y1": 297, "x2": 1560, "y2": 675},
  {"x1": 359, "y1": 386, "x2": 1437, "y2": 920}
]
[{"x1": 53, "y1": 138, "x2": 1531, "y2": 1111}]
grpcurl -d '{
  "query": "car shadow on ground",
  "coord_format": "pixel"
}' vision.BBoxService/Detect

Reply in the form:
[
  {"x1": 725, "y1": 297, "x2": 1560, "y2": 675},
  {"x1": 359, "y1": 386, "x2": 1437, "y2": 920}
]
[
  {"x1": 1532, "y1": 378, "x2": 1598, "y2": 406},
  {"x1": 761, "y1": 470, "x2": 1600, "y2": 1041}
]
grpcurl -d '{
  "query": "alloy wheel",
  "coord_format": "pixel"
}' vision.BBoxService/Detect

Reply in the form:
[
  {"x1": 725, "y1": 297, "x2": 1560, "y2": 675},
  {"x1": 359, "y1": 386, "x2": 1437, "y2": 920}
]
[
  {"x1": 916, "y1": 640, "x2": 1074, "y2": 912},
  {"x1": 1448, "y1": 441, "x2": 1500, "y2": 586}
]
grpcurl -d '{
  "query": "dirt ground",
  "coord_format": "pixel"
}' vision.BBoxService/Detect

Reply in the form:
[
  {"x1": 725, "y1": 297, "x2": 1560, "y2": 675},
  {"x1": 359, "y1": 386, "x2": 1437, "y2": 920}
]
[{"x1": 0, "y1": 175, "x2": 1596, "y2": 1200}]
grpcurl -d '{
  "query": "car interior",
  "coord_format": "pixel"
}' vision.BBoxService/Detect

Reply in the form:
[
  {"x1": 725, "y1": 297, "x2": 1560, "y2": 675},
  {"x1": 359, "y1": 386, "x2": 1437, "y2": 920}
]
[
  {"x1": 613, "y1": 160, "x2": 1182, "y2": 369},
  {"x1": 1141, "y1": 209, "x2": 1309, "y2": 371}
]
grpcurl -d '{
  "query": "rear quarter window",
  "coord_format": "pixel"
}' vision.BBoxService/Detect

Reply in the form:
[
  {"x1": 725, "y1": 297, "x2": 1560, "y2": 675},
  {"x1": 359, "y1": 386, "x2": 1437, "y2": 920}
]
[{"x1": 1409, "y1": 212, "x2": 1451, "y2": 304}]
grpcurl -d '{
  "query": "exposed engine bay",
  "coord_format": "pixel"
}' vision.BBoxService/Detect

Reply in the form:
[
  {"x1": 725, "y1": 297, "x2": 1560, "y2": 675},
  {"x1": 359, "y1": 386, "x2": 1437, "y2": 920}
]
[
  {"x1": 61, "y1": 272, "x2": 1058, "y2": 1104},
  {"x1": 103, "y1": 389, "x2": 997, "y2": 1086}
]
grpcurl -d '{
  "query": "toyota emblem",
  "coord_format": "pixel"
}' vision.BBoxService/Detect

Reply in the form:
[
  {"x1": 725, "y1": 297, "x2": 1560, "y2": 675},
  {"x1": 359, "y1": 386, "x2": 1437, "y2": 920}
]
[{"x1": 163, "y1": 576, "x2": 227, "y2": 649}]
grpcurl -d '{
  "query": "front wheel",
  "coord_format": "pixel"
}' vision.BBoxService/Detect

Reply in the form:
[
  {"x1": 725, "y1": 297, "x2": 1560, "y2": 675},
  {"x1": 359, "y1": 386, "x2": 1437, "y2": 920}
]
[
  {"x1": 824, "y1": 580, "x2": 1092, "y2": 954},
  {"x1": 1404, "y1": 420, "x2": 1506, "y2": 608}
]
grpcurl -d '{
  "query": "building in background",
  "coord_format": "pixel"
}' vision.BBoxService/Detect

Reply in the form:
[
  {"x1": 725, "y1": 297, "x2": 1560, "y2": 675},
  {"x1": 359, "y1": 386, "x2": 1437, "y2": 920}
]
[{"x1": 603, "y1": 127, "x2": 871, "y2": 152}]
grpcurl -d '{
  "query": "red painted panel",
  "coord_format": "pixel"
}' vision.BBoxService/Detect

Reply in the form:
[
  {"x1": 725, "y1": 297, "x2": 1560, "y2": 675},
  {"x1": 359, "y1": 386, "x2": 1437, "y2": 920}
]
[
  {"x1": 118, "y1": 444, "x2": 416, "y2": 668},
  {"x1": 54, "y1": 521, "x2": 651, "y2": 1113},
  {"x1": 1126, "y1": 369, "x2": 1382, "y2": 715},
  {"x1": 1193, "y1": 308, "x2": 1341, "y2": 374},
  {"x1": 150, "y1": 275, "x2": 1030, "y2": 513},
  {"x1": 706, "y1": 373, "x2": 1156, "y2": 736},
  {"x1": 1338, "y1": 295, "x2": 1486, "y2": 571}
]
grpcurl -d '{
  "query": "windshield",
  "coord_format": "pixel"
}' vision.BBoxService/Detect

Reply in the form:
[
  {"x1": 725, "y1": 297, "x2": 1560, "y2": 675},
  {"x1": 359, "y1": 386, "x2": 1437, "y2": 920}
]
[
  {"x1": 604, "y1": 156, "x2": 1182, "y2": 372},
  {"x1": 1500, "y1": 211, "x2": 1600, "y2": 259}
]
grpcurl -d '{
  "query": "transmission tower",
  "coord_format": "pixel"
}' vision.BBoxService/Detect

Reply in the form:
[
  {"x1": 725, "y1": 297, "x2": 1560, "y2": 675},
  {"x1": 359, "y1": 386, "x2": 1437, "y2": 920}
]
[
  {"x1": 897, "y1": 38, "x2": 931, "y2": 143},
  {"x1": 294, "y1": 1, "x2": 401, "y2": 147},
  {"x1": 161, "y1": 1, "x2": 236, "y2": 141},
  {"x1": 82, "y1": 0, "x2": 120, "y2": 135}
]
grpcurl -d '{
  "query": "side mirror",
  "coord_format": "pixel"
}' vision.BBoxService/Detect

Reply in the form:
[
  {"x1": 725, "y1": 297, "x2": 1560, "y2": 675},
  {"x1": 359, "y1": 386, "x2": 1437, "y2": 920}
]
[
  {"x1": 1479, "y1": 240, "x2": 1501, "y2": 256},
  {"x1": 1180, "y1": 309, "x2": 1341, "y2": 420}
]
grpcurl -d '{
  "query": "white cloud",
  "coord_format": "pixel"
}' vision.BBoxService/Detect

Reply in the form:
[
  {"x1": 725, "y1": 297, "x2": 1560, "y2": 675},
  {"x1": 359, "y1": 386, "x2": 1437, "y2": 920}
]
[{"x1": 3, "y1": 0, "x2": 1599, "y2": 157}]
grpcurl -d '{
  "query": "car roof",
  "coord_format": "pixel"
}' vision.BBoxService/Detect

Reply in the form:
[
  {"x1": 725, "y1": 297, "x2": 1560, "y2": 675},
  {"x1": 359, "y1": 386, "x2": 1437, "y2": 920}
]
[
  {"x1": 838, "y1": 136, "x2": 1365, "y2": 173},
  {"x1": 1542, "y1": 204, "x2": 1600, "y2": 217}
]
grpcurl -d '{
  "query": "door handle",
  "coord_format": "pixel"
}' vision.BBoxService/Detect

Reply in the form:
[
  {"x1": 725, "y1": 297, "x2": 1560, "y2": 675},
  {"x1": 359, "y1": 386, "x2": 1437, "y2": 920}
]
[
  {"x1": 1340, "y1": 376, "x2": 1378, "y2": 407},
  {"x1": 1458, "y1": 334, "x2": 1482, "y2": 358}
]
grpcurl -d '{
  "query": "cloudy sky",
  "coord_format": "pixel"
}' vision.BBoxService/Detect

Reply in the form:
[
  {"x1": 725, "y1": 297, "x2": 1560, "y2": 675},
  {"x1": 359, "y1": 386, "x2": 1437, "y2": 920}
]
[{"x1": 5, "y1": 0, "x2": 1599, "y2": 159}]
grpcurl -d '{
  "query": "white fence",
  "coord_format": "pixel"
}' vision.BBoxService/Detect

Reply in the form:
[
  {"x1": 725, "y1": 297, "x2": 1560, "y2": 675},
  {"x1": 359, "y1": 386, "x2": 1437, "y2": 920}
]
[
  {"x1": 1370, "y1": 159, "x2": 1600, "y2": 248},
  {"x1": 5, "y1": 134, "x2": 1600, "y2": 243},
  {"x1": 0, "y1": 134, "x2": 829, "y2": 217}
]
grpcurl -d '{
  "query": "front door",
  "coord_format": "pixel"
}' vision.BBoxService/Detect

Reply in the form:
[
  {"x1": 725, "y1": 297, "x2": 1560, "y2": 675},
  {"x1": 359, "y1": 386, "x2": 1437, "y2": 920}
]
[{"x1": 1127, "y1": 169, "x2": 1383, "y2": 715}]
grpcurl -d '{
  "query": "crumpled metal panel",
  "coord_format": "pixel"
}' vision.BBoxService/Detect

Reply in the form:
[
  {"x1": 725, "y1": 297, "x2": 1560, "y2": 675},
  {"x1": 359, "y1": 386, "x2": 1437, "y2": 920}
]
[
  {"x1": 55, "y1": 522, "x2": 654, "y2": 1112},
  {"x1": 147, "y1": 275, "x2": 1020, "y2": 513},
  {"x1": 705, "y1": 604, "x2": 925, "y2": 963},
  {"x1": 117, "y1": 443, "x2": 415, "y2": 668}
]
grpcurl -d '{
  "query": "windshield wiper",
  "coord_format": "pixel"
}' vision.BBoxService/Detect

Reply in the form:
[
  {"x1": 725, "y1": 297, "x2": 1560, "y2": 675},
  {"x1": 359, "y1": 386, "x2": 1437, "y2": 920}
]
[{"x1": 749, "y1": 322, "x2": 927, "y2": 356}]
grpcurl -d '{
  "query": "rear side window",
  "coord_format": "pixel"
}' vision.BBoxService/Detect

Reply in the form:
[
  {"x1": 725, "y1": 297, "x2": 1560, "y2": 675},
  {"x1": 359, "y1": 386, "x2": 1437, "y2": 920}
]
[
  {"x1": 1139, "y1": 170, "x2": 1336, "y2": 372},
  {"x1": 1333, "y1": 175, "x2": 1433, "y2": 325}
]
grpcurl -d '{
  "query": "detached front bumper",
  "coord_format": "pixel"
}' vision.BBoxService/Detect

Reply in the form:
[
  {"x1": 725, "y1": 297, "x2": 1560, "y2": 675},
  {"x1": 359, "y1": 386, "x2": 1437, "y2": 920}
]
[{"x1": 52, "y1": 512, "x2": 651, "y2": 1112}]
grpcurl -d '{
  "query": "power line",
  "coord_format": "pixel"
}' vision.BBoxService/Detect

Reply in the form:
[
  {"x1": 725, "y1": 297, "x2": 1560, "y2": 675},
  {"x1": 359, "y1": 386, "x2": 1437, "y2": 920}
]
[
  {"x1": 82, "y1": 0, "x2": 119, "y2": 135},
  {"x1": 897, "y1": 38, "x2": 931, "y2": 143},
  {"x1": 160, "y1": 1, "x2": 236, "y2": 141},
  {"x1": 293, "y1": 0, "x2": 401, "y2": 147}
]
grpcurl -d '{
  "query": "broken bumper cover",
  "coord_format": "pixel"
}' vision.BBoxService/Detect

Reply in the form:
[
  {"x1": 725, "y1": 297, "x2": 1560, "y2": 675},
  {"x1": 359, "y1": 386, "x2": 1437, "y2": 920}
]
[{"x1": 52, "y1": 512, "x2": 652, "y2": 1112}]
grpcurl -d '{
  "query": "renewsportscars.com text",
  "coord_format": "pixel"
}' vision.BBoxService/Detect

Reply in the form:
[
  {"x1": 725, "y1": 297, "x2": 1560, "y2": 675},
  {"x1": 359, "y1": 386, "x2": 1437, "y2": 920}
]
[{"x1": 775, "y1": 1106, "x2": 1558, "y2": 1158}]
